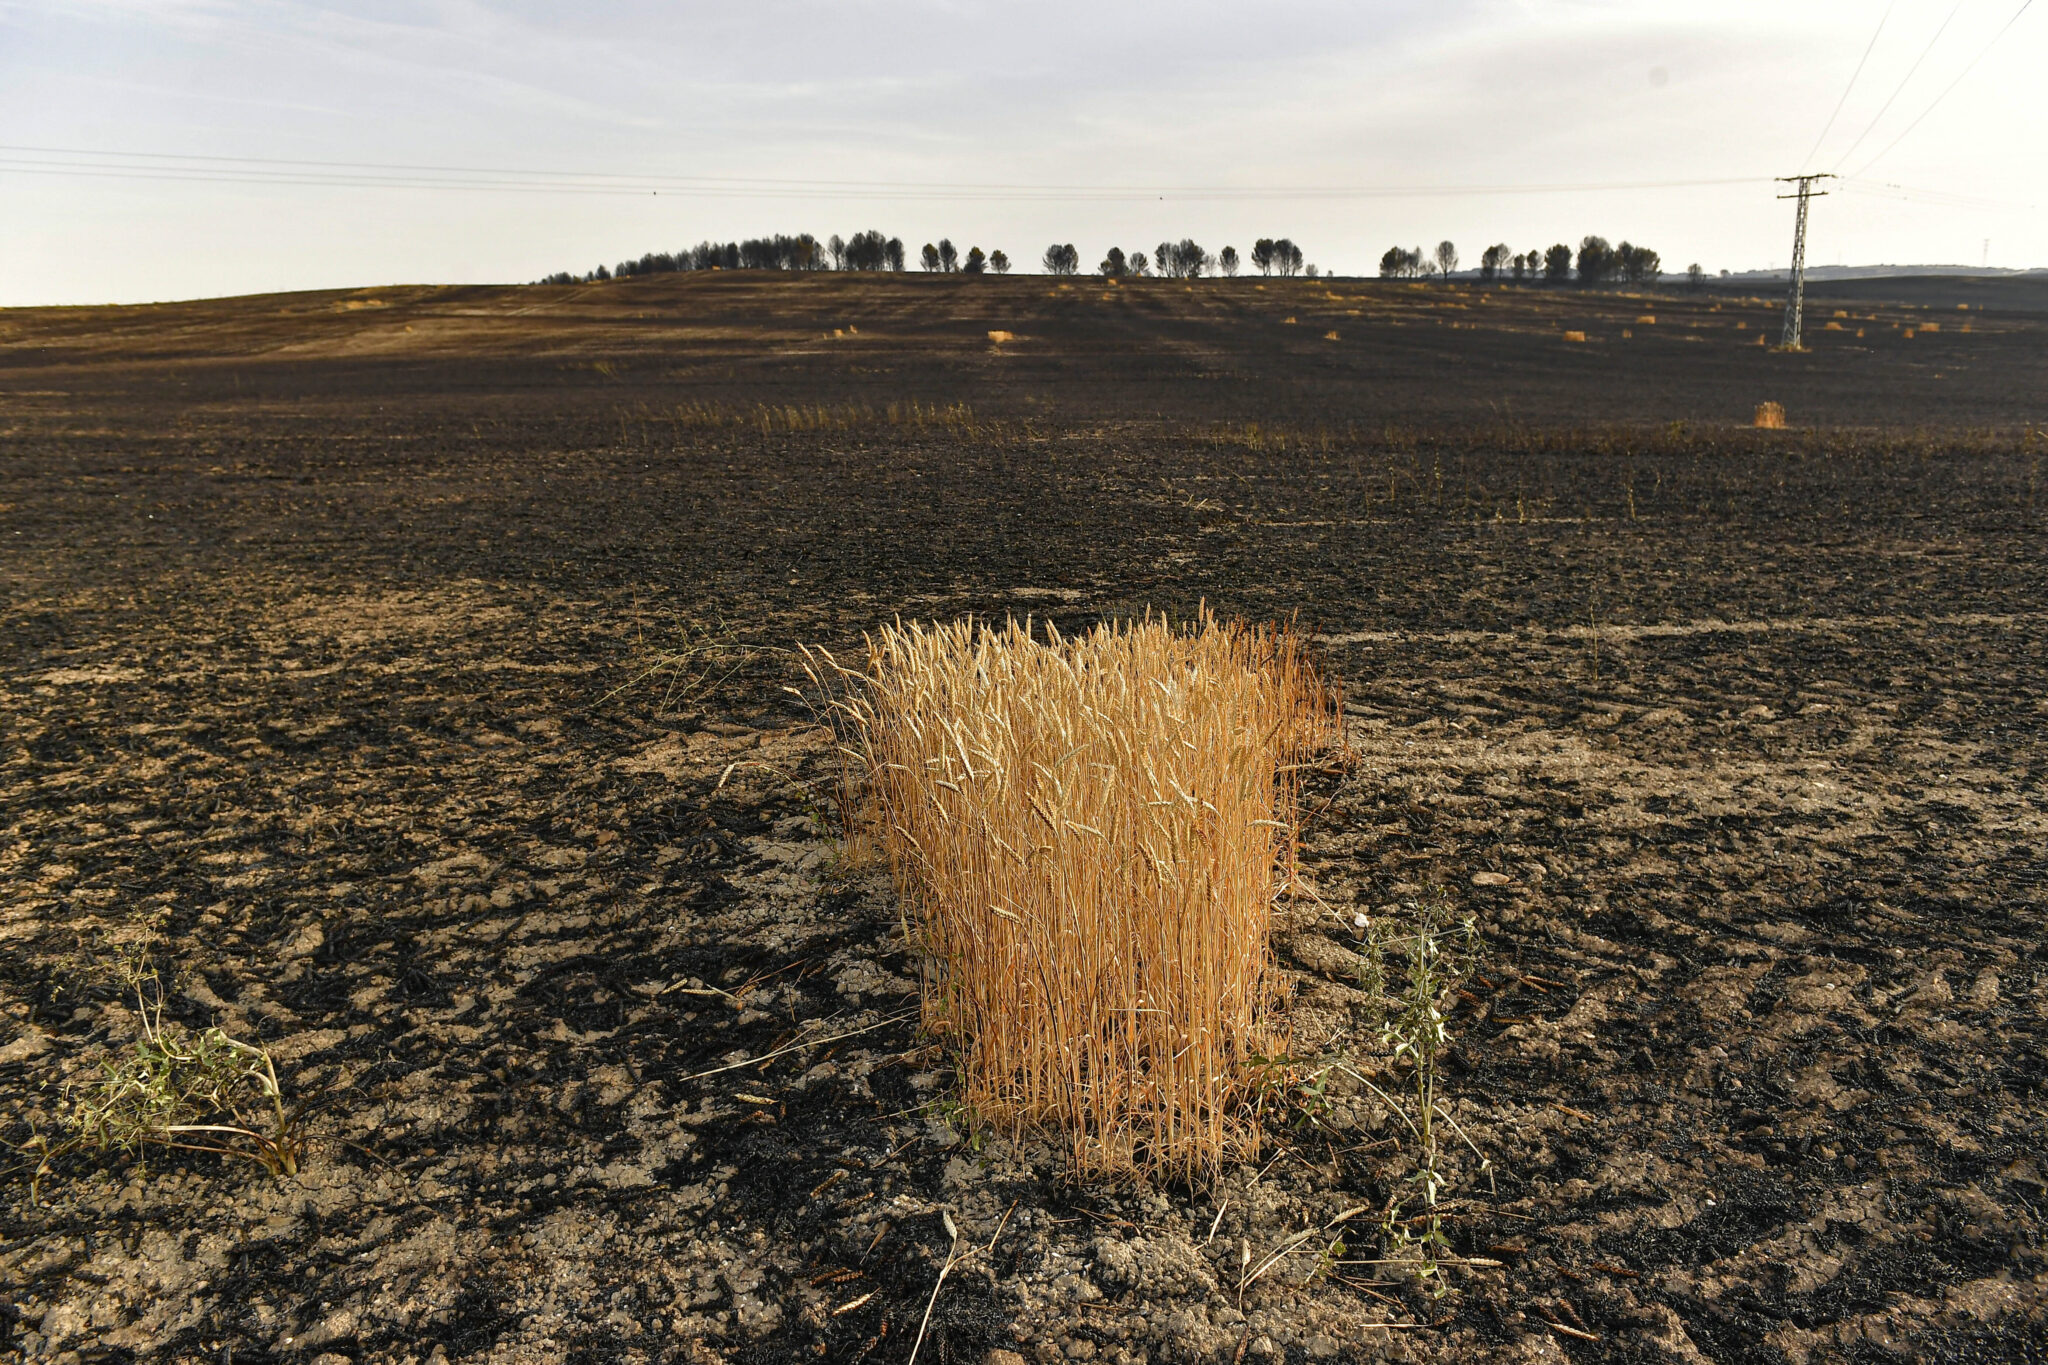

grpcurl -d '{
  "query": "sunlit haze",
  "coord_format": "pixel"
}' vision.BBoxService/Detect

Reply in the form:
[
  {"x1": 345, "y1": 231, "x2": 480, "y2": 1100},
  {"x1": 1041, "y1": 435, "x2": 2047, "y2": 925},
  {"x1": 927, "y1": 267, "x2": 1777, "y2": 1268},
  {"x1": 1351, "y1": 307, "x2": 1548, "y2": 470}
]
[{"x1": 2, "y1": 0, "x2": 2040, "y2": 304}]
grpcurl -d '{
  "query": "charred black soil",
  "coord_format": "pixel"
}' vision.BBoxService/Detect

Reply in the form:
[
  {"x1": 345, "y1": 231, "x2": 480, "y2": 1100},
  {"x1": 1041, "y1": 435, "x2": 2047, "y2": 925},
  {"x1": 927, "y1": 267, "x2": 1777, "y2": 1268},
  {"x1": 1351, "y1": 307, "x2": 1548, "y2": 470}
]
[{"x1": 2, "y1": 274, "x2": 2045, "y2": 1364}]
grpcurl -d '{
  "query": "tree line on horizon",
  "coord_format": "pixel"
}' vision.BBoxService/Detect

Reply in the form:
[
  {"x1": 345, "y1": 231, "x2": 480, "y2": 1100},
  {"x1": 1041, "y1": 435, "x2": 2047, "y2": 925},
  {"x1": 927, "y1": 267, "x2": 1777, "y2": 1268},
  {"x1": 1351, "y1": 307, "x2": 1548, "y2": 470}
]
[
  {"x1": 1379, "y1": 236, "x2": 1706, "y2": 288},
  {"x1": 1082, "y1": 238, "x2": 1309, "y2": 279},
  {"x1": 535, "y1": 231, "x2": 1316, "y2": 284},
  {"x1": 532, "y1": 233, "x2": 1725, "y2": 288}
]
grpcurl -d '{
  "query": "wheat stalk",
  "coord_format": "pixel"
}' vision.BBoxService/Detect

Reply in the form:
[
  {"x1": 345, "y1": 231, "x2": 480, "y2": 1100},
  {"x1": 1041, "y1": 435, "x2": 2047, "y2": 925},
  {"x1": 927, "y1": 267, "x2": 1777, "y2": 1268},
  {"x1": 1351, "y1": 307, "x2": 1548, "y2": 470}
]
[{"x1": 808, "y1": 610, "x2": 1334, "y2": 1179}]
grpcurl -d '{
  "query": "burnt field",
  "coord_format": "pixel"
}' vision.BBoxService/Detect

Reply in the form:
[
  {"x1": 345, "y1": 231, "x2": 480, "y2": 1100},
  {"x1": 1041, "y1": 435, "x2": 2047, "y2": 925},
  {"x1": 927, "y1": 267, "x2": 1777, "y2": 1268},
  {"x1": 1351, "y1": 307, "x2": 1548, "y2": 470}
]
[{"x1": 2, "y1": 273, "x2": 2045, "y2": 1364}]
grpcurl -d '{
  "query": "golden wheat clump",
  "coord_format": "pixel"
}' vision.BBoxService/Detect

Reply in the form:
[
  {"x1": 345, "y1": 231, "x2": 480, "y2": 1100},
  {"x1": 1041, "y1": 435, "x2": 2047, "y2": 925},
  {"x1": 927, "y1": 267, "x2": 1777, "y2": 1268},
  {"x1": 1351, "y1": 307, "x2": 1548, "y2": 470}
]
[{"x1": 809, "y1": 613, "x2": 1335, "y2": 1179}]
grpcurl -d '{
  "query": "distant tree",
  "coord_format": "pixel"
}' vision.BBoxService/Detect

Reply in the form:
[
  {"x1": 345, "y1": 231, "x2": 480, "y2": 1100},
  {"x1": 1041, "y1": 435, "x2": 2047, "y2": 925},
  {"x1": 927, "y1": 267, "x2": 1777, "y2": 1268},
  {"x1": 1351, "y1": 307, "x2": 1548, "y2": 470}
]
[
  {"x1": 1687, "y1": 262, "x2": 1704, "y2": 289},
  {"x1": 844, "y1": 230, "x2": 889, "y2": 271},
  {"x1": 1509, "y1": 252, "x2": 1528, "y2": 283},
  {"x1": 1479, "y1": 244, "x2": 1510, "y2": 281},
  {"x1": 1384, "y1": 245, "x2": 1431, "y2": 279},
  {"x1": 1250, "y1": 238, "x2": 1276, "y2": 275},
  {"x1": 1434, "y1": 241, "x2": 1459, "y2": 279},
  {"x1": 990, "y1": 249, "x2": 1011, "y2": 275},
  {"x1": 1219, "y1": 245, "x2": 1239, "y2": 276},
  {"x1": 616, "y1": 250, "x2": 687, "y2": 279},
  {"x1": 1543, "y1": 243, "x2": 1573, "y2": 284},
  {"x1": 1129, "y1": 250, "x2": 1150, "y2": 276},
  {"x1": 1274, "y1": 238, "x2": 1304, "y2": 277},
  {"x1": 964, "y1": 246, "x2": 987, "y2": 275},
  {"x1": 594, "y1": 264, "x2": 611, "y2": 281},
  {"x1": 1158, "y1": 239, "x2": 1206, "y2": 278},
  {"x1": 938, "y1": 238, "x2": 960, "y2": 272},
  {"x1": 827, "y1": 234, "x2": 847, "y2": 270},
  {"x1": 1041, "y1": 243, "x2": 1079, "y2": 275},
  {"x1": 1100, "y1": 246, "x2": 1128, "y2": 278},
  {"x1": 1576, "y1": 235, "x2": 1615, "y2": 286},
  {"x1": 1616, "y1": 242, "x2": 1662, "y2": 286},
  {"x1": 921, "y1": 242, "x2": 942, "y2": 272},
  {"x1": 886, "y1": 238, "x2": 907, "y2": 271}
]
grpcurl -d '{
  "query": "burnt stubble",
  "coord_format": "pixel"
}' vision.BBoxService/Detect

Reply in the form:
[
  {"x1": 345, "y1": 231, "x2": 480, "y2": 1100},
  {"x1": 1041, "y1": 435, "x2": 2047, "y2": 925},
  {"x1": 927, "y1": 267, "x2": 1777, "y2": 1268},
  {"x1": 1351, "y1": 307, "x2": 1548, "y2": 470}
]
[{"x1": 2, "y1": 273, "x2": 2044, "y2": 1362}]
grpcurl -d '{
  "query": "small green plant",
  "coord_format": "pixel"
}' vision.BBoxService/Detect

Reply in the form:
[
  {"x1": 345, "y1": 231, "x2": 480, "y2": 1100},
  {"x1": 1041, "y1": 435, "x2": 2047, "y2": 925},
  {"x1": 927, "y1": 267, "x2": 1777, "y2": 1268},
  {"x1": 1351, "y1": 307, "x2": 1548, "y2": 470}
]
[
  {"x1": 57, "y1": 961, "x2": 310, "y2": 1180},
  {"x1": 1340, "y1": 889, "x2": 1489, "y2": 1296}
]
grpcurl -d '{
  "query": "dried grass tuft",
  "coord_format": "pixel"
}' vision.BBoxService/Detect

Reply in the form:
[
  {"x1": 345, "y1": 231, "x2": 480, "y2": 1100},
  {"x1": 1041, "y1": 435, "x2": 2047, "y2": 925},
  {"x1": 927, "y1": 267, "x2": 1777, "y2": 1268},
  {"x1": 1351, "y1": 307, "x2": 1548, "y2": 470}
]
[{"x1": 807, "y1": 612, "x2": 1335, "y2": 1179}]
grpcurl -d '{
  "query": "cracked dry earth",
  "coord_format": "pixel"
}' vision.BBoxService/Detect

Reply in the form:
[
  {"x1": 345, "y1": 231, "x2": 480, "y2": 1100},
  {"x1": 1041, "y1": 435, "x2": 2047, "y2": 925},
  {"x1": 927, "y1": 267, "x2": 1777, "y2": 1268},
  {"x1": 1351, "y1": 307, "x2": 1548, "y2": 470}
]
[{"x1": 4, "y1": 289, "x2": 2048, "y2": 1365}]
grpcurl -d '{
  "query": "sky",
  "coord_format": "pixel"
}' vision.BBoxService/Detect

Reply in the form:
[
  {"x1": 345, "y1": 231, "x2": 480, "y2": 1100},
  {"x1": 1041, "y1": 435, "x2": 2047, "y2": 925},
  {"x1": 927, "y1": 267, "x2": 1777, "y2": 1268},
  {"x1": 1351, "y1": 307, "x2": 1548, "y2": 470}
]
[{"x1": 1, "y1": 0, "x2": 2041, "y2": 305}]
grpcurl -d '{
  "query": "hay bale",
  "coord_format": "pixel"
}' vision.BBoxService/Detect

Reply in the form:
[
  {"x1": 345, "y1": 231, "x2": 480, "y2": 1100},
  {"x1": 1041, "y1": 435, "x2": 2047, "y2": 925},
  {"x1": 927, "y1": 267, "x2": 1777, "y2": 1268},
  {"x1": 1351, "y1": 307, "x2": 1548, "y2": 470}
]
[
  {"x1": 1562, "y1": 330, "x2": 1588, "y2": 343},
  {"x1": 986, "y1": 330, "x2": 1015, "y2": 344},
  {"x1": 1754, "y1": 402, "x2": 1786, "y2": 429}
]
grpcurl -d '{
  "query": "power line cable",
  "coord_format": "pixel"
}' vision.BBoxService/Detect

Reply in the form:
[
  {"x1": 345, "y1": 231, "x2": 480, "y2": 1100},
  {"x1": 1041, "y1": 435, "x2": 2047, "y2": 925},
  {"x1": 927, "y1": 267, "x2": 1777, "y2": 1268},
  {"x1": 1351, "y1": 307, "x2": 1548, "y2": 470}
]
[
  {"x1": 0, "y1": 142, "x2": 1183, "y2": 192},
  {"x1": 0, "y1": 151, "x2": 1768, "y2": 201},
  {"x1": 1803, "y1": 0, "x2": 1898, "y2": 169},
  {"x1": 1849, "y1": 0, "x2": 2034, "y2": 175},
  {"x1": 1840, "y1": 175, "x2": 2031, "y2": 209},
  {"x1": 1832, "y1": 0, "x2": 1969, "y2": 171}
]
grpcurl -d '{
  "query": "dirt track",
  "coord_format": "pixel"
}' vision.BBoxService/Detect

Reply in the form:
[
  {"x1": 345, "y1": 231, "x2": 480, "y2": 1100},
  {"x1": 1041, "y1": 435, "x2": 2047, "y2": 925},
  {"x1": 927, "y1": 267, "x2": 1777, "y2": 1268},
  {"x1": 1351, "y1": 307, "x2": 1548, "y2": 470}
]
[{"x1": 2, "y1": 275, "x2": 2045, "y2": 1364}]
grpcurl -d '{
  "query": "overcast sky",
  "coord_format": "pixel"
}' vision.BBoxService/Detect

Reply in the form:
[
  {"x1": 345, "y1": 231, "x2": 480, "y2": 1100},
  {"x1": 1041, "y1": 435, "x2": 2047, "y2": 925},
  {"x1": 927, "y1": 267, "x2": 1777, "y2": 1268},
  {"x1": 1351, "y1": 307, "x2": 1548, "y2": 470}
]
[{"x1": 2, "y1": 0, "x2": 2040, "y2": 305}]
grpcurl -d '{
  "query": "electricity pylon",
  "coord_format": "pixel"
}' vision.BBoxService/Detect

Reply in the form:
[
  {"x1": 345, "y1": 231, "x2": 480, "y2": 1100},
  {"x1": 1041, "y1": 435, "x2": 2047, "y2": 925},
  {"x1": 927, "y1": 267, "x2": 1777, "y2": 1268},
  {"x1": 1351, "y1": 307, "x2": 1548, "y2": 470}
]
[{"x1": 1776, "y1": 173, "x2": 1834, "y2": 350}]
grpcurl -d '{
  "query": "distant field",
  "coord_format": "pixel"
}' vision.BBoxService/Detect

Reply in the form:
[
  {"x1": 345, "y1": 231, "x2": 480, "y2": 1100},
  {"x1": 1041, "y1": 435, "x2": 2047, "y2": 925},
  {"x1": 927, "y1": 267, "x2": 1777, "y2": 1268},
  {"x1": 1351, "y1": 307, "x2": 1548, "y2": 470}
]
[
  {"x1": 1763, "y1": 271, "x2": 2048, "y2": 314},
  {"x1": 2, "y1": 275, "x2": 2044, "y2": 1363},
  {"x1": 3, "y1": 271, "x2": 2042, "y2": 429}
]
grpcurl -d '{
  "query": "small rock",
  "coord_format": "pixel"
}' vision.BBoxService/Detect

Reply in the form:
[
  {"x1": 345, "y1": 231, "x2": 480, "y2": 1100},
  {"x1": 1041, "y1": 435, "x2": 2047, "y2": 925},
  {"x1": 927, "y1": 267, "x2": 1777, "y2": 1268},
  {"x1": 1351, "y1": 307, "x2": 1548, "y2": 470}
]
[
  {"x1": 281, "y1": 924, "x2": 325, "y2": 958},
  {"x1": 0, "y1": 1030, "x2": 53, "y2": 1065},
  {"x1": 1471, "y1": 871, "x2": 1512, "y2": 887},
  {"x1": 986, "y1": 1352, "x2": 1029, "y2": 1365}
]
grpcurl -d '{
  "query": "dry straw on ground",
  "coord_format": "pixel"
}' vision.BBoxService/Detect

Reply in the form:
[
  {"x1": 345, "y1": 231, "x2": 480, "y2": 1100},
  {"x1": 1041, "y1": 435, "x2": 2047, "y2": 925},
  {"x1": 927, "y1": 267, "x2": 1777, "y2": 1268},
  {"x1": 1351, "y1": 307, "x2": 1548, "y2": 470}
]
[{"x1": 807, "y1": 613, "x2": 1336, "y2": 1179}]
